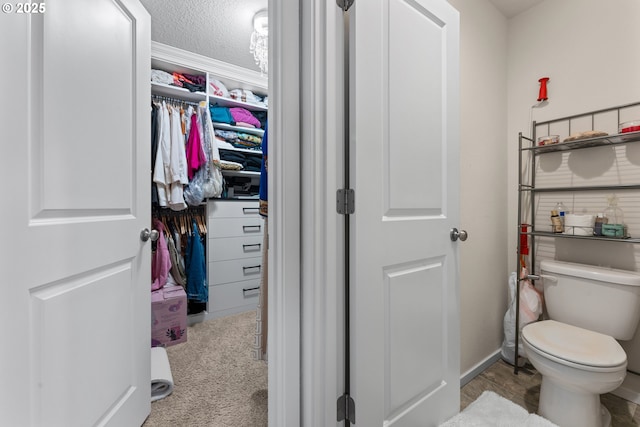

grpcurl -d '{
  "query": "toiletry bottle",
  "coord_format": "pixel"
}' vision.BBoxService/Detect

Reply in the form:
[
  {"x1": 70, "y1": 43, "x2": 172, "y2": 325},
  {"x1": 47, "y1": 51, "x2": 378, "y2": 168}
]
[
  {"x1": 603, "y1": 194, "x2": 625, "y2": 237},
  {"x1": 594, "y1": 214, "x2": 606, "y2": 236},
  {"x1": 604, "y1": 195, "x2": 623, "y2": 225},
  {"x1": 551, "y1": 210, "x2": 563, "y2": 233},
  {"x1": 555, "y1": 202, "x2": 566, "y2": 231}
]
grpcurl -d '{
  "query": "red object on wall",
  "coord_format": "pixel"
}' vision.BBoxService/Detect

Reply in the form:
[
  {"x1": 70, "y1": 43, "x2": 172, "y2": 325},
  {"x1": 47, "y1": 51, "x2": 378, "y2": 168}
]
[{"x1": 537, "y1": 77, "x2": 549, "y2": 101}]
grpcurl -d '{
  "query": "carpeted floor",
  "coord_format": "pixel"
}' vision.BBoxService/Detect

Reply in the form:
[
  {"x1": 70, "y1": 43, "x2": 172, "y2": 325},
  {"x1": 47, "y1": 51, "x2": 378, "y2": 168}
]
[{"x1": 143, "y1": 310, "x2": 268, "y2": 427}]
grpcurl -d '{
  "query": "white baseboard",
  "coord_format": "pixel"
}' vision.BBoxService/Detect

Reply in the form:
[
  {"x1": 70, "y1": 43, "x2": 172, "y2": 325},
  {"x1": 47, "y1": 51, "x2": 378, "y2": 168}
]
[
  {"x1": 460, "y1": 349, "x2": 502, "y2": 387},
  {"x1": 612, "y1": 371, "x2": 640, "y2": 404}
]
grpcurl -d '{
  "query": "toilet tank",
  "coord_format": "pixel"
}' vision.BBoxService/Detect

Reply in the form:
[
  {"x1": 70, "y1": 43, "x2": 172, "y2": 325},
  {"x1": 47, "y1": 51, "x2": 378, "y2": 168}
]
[{"x1": 540, "y1": 260, "x2": 640, "y2": 340}]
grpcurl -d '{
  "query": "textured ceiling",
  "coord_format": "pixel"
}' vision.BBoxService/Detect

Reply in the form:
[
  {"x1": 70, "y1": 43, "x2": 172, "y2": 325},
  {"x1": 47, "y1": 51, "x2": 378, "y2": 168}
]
[
  {"x1": 140, "y1": 0, "x2": 268, "y2": 72},
  {"x1": 140, "y1": 0, "x2": 543, "y2": 73}
]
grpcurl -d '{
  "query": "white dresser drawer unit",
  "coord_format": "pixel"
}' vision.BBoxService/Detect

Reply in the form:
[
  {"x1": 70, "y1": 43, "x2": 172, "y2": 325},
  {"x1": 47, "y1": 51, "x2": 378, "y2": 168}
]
[
  {"x1": 209, "y1": 257, "x2": 262, "y2": 285},
  {"x1": 207, "y1": 199, "x2": 264, "y2": 319},
  {"x1": 209, "y1": 235, "x2": 263, "y2": 261},
  {"x1": 208, "y1": 217, "x2": 263, "y2": 239},
  {"x1": 209, "y1": 279, "x2": 261, "y2": 317},
  {"x1": 208, "y1": 201, "x2": 261, "y2": 218}
]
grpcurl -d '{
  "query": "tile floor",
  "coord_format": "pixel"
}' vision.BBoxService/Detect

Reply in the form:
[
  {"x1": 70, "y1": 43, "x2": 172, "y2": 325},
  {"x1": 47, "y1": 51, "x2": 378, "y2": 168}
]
[{"x1": 461, "y1": 359, "x2": 640, "y2": 426}]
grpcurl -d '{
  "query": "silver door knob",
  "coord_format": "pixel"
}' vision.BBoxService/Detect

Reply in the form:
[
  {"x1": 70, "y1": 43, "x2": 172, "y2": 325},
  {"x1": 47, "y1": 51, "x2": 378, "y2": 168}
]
[
  {"x1": 450, "y1": 228, "x2": 468, "y2": 242},
  {"x1": 140, "y1": 228, "x2": 159, "y2": 242}
]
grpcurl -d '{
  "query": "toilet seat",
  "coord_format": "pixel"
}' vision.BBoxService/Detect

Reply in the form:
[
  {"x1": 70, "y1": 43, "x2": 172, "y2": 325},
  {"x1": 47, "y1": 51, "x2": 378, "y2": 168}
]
[{"x1": 522, "y1": 320, "x2": 626, "y2": 369}]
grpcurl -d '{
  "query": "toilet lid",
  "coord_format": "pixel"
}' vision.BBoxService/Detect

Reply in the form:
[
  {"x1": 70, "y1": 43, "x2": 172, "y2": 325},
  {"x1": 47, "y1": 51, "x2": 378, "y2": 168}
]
[{"x1": 522, "y1": 320, "x2": 626, "y2": 367}]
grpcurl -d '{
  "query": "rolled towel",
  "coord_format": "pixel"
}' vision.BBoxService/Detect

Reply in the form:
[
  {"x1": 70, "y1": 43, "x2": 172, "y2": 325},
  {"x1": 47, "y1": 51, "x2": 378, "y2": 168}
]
[{"x1": 151, "y1": 347, "x2": 174, "y2": 402}]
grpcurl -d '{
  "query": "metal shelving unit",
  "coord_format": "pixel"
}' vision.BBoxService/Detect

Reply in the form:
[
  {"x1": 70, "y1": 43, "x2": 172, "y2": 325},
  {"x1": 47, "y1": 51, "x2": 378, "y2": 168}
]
[{"x1": 514, "y1": 101, "x2": 640, "y2": 374}]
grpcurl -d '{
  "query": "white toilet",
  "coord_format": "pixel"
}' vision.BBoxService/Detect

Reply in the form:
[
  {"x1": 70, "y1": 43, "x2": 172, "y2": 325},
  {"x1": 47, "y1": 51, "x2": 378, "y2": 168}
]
[{"x1": 522, "y1": 260, "x2": 640, "y2": 427}]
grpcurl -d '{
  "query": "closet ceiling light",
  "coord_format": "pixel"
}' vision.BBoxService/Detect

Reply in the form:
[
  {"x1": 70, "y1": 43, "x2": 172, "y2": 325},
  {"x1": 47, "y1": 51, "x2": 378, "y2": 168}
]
[{"x1": 250, "y1": 9, "x2": 268, "y2": 75}]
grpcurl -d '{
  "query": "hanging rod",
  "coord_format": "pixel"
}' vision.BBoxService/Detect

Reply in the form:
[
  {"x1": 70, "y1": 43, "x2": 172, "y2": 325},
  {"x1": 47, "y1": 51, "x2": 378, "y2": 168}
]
[
  {"x1": 152, "y1": 94, "x2": 200, "y2": 106},
  {"x1": 152, "y1": 204, "x2": 206, "y2": 215}
]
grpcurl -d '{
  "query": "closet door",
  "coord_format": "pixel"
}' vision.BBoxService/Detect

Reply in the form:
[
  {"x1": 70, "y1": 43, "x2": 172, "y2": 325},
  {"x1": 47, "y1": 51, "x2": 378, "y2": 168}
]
[{"x1": 0, "y1": 1, "x2": 151, "y2": 426}]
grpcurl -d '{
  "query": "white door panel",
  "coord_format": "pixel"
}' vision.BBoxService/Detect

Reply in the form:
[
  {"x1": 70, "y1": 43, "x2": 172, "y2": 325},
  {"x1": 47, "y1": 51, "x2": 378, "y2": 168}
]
[
  {"x1": 351, "y1": 0, "x2": 460, "y2": 425},
  {"x1": 0, "y1": 1, "x2": 151, "y2": 426}
]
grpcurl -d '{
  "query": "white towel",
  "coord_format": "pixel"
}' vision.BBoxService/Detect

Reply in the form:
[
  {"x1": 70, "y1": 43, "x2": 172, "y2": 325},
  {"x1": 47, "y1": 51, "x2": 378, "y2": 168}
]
[
  {"x1": 151, "y1": 347, "x2": 174, "y2": 402},
  {"x1": 439, "y1": 391, "x2": 558, "y2": 427}
]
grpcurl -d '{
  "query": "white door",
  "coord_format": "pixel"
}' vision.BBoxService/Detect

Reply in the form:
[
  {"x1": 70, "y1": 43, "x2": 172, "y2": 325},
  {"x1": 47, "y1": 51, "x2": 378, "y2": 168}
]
[
  {"x1": 0, "y1": 1, "x2": 151, "y2": 426},
  {"x1": 350, "y1": 0, "x2": 460, "y2": 425}
]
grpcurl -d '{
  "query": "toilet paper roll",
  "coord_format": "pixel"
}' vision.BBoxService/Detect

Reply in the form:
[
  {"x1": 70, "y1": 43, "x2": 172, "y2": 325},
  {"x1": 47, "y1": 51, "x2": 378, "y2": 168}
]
[
  {"x1": 564, "y1": 214, "x2": 595, "y2": 227},
  {"x1": 151, "y1": 346, "x2": 174, "y2": 402}
]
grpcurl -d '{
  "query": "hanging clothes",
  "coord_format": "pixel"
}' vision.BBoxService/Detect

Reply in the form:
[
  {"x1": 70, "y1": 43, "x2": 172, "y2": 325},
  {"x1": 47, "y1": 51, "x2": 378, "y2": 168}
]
[
  {"x1": 185, "y1": 112, "x2": 206, "y2": 180},
  {"x1": 151, "y1": 102, "x2": 160, "y2": 205},
  {"x1": 184, "y1": 105, "x2": 209, "y2": 206},
  {"x1": 151, "y1": 218, "x2": 171, "y2": 291},
  {"x1": 153, "y1": 101, "x2": 171, "y2": 207},
  {"x1": 200, "y1": 102, "x2": 224, "y2": 198},
  {"x1": 153, "y1": 99, "x2": 212, "y2": 209},
  {"x1": 168, "y1": 104, "x2": 188, "y2": 211},
  {"x1": 185, "y1": 219, "x2": 208, "y2": 303},
  {"x1": 259, "y1": 122, "x2": 268, "y2": 217},
  {"x1": 166, "y1": 232, "x2": 187, "y2": 287}
]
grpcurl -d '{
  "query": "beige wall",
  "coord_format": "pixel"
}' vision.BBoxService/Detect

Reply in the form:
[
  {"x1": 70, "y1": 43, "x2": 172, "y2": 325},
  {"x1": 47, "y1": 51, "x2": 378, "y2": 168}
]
[
  {"x1": 506, "y1": 0, "x2": 640, "y2": 269},
  {"x1": 451, "y1": 0, "x2": 640, "y2": 379},
  {"x1": 447, "y1": 0, "x2": 509, "y2": 376}
]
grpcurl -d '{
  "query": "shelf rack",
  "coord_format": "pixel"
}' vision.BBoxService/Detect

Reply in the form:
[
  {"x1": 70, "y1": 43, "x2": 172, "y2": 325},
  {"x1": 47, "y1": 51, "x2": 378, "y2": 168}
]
[{"x1": 514, "y1": 101, "x2": 640, "y2": 374}]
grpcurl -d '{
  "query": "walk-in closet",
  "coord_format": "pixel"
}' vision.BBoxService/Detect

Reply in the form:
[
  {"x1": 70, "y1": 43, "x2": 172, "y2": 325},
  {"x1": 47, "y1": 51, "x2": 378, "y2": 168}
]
[{"x1": 140, "y1": 2, "x2": 270, "y2": 425}]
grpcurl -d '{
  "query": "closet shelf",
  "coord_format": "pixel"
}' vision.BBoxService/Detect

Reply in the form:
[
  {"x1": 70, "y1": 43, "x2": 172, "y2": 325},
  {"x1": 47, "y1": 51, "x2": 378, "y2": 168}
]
[
  {"x1": 152, "y1": 82, "x2": 207, "y2": 103},
  {"x1": 217, "y1": 140, "x2": 262, "y2": 155},
  {"x1": 213, "y1": 122, "x2": 265, "y2": 137},
  {"x1": 523, "y1": 131, "x2": 640, "y2": 154},
  {"x1": 209, "y1": 94, "x2": 268, "y2": 112},
  {"x1": 221, "y1": 170, "x2": 260, "y2": 177}
]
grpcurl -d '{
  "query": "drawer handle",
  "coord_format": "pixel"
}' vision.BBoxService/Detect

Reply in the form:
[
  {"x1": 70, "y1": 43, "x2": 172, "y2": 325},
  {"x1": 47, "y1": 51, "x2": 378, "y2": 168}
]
[
  {"x1": 243, "y1": 225, "x2": 261, "y2": 233},
  {"x1": 243, "y1": 207, "x2": 260, "y2": 214},
  {"x1": 243, "y1": 286, "x2": 260, "y2": 297},
  {"x1": 242, "y1": 265, "x2": 261, "y2": 274},
  {"x1": 243, "y1": 243, "x2": 261, "y2": 252}
]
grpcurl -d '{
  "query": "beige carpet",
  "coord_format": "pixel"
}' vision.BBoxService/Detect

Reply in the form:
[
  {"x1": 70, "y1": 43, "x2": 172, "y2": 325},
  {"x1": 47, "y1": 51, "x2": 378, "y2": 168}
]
[{"x1": 143, "y1": 310, "x2": 268, "y2": 427}]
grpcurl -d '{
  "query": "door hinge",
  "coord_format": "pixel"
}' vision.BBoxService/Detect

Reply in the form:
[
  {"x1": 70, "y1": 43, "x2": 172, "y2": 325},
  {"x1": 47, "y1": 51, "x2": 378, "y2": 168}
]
[
  {"x1": 337, "y1": 393, "x2": 356, "y2": 423},
  {"x1": 336, "y1": 0, "x2": 355, "y2": 12},
  {"x1": 337, "y1": 189, "x2": 355, "y2": 215}
]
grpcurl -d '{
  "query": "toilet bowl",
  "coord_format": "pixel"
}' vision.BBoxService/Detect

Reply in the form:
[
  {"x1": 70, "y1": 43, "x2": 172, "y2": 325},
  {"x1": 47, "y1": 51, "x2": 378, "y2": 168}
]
[
  {"x1": 523, "y1": 320, "x2": 627, "y2": 427},
  {"x1": 522, "y1": 260, "x2": 640, "y2": 427}
]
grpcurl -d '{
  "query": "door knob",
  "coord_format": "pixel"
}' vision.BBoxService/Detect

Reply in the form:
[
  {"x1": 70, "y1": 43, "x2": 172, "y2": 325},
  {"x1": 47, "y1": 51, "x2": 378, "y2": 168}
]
[
  {"x1": 140, "y1": 228, "x2": 159, "y2": 242},
  {"x1": 450, "y1": 228, "x2": 468, "y2": 242}
]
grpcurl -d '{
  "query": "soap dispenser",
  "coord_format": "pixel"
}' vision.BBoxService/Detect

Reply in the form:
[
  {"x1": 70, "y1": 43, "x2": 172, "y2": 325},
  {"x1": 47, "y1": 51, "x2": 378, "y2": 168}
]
[{"x1": 602, "y1": 194, "x2": 626, "y2": 238}]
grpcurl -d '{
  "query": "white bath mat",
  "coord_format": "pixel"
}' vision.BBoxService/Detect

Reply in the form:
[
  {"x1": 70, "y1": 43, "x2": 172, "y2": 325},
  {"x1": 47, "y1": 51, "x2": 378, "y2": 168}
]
[{"x1": 439, "y1": 391, "x2": 558, "y2": 426}]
